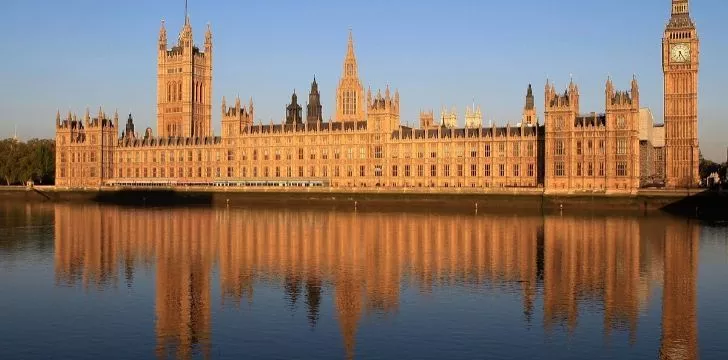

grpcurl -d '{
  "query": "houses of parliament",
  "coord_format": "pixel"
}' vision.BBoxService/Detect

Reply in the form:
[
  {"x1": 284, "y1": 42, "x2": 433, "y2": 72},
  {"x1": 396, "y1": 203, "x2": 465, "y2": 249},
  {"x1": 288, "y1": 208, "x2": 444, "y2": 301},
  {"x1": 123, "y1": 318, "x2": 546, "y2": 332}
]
[{"x1": 54, "y1": 0, "x2": 700, "y2": 192}]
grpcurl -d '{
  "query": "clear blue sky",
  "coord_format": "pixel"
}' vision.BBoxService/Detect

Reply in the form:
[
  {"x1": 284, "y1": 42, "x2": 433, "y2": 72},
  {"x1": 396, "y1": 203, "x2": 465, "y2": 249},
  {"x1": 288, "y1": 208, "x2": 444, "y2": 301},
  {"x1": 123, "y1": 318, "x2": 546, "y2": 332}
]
[{"x1": 1, "y1": 0, "x2": 726, "y2": 161}]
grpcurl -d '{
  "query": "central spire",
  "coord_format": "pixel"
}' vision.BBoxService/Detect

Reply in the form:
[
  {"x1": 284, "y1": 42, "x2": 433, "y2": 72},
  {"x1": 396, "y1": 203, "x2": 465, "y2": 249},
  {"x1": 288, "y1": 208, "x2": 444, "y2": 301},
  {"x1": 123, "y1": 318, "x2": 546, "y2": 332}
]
[
  {"x1": 184, "y1": 0, "x2": 189, "y2": 25},
  {"x1": 335, "y1": 29, "x2": 364, "y2": 122}
]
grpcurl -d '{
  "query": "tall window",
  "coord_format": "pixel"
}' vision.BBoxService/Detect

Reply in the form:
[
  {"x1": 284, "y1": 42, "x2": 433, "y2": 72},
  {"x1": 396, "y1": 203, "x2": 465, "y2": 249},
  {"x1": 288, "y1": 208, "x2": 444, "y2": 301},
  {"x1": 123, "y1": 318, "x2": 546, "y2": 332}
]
[
  {"x1": 616, "y1": 162, "x2": 627, "y2": 176},
  {"x1": 484, "y1": 144, "x2": 491, "y2": 158},
  {"x1": 576, "y1": 141, "x2": 582, "y2": 155},
  {"x1": 555, "y1": 162, "x2": 565, "y2": 177},
  {"x1": 617, "y1": 139, "x2": 627, "y2": 155},
  {"x1": 555, "y1": 140, "x2": 565, "y2": 156}
]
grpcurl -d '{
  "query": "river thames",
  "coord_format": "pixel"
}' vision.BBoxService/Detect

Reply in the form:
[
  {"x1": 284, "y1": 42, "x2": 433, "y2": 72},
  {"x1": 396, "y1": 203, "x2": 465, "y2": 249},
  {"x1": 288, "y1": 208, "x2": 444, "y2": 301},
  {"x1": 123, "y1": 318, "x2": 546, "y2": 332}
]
[{"x1": 0, "y1": 202, "x2": 726, "y2": 359}]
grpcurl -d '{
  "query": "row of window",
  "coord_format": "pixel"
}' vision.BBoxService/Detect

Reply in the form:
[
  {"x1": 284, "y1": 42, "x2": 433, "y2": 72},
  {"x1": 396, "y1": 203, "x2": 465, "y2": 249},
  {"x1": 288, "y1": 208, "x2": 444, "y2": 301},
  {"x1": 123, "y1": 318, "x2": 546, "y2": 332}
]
[
  {"x1": 110, "y1": 163, "x2": 538, "y2": 180},
  {"x1": 113, "y1": 142, "x2": 539, "y2": 164},
  {"x1": 554, "y1": 139, "x2": 629, "y2": 156},
  {"x1": 553, "y1": 162, "x2": 629, "y2": 177}
]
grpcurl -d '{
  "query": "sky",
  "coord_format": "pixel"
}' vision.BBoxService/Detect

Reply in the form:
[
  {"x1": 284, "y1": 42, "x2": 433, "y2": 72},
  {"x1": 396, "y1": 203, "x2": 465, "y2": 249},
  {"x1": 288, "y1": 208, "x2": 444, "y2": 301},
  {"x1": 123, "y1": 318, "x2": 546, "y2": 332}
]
[{"x1": 1, "y1": 0, "x2": 727, "y2": 161}]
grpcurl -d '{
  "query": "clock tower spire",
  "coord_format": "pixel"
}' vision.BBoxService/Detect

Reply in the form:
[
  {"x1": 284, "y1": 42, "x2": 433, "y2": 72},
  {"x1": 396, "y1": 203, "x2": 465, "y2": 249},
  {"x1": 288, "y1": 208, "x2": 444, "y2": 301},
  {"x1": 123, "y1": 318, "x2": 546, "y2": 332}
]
[{"x1": 663, "y1": 0, "x2": 699, "y2": 188}]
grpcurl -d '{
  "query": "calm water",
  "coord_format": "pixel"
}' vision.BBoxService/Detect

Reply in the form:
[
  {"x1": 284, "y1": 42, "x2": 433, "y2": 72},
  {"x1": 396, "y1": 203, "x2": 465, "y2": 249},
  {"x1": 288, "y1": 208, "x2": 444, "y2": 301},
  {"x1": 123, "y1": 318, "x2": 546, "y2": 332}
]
[{"x1": 0, "y1": 203, "x2": 727, "y2": 360}]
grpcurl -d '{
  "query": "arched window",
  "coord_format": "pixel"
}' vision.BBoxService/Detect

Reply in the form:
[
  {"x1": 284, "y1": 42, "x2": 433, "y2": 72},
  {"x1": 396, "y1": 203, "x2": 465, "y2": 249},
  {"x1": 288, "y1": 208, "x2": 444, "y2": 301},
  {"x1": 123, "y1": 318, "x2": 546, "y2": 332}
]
[
  {"x1": 200, "y1": 84, "x2": 204, "y2": 104},
  {"x1": 178, "y1": 81, "x2": 182, "y2": 101},
  {"x1": 171, "y1": 82, "x2": 176, "y2": 102},
  {"x1": 167, "y1": 82, "x2": 172, "y2": 102}
]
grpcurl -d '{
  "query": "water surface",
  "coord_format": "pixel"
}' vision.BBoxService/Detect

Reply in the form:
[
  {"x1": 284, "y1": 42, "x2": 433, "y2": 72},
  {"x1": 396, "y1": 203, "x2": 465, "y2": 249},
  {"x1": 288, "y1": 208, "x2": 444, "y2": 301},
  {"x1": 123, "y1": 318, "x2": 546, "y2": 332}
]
[{"x1": 0, "y1": 203, "x2": 727, "y2": 359}]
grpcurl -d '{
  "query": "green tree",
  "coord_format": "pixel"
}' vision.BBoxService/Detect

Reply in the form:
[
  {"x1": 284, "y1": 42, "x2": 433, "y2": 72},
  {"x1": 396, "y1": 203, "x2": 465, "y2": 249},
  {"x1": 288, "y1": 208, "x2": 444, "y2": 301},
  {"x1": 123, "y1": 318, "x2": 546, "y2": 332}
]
[{"x1": 0, "y1": 138, "x2": 55, "y2": 185}]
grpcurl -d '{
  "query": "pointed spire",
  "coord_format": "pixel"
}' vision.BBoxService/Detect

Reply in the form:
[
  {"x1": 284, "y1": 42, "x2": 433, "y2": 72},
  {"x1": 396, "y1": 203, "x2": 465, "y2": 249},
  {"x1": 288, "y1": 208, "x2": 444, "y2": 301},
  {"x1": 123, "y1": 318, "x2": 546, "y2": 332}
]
[
  {"x1": 159, "y1": 19, "x2": 167, "y2": 45},
  {"x1": 205, "y1": 22, "x2": 212, "y2": 45},
  {"x1": 222, "y1": 96, "x2": 227, "y2": 115},
  {"x1": 184, "y1": 0, "x2": 189, "y2": 25},
  {"x1": 56, "y1": 109, "x2": 61, "y2": 123}
]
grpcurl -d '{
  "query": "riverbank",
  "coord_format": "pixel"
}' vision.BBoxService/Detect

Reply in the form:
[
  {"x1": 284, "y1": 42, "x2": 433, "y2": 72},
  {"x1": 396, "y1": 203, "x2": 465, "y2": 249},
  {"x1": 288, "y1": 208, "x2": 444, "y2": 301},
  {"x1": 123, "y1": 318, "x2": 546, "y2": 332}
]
[{"x1": 2, "y1": 185, "x2": 726, "y2": 218}]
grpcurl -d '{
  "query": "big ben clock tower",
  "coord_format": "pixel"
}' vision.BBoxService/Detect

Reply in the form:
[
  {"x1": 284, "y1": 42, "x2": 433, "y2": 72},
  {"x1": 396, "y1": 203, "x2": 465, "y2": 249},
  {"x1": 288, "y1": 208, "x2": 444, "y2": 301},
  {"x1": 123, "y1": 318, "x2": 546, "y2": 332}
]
[{"x1": 663, "y1": 0, "x2": 700, "y2": 188}]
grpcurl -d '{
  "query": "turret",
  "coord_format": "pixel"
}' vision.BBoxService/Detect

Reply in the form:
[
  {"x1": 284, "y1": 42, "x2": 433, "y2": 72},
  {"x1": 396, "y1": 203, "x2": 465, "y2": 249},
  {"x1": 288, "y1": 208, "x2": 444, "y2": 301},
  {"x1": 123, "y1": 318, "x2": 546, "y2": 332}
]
[{"x1": 158, "y1": 20, "x2": 167, "y2": 52}]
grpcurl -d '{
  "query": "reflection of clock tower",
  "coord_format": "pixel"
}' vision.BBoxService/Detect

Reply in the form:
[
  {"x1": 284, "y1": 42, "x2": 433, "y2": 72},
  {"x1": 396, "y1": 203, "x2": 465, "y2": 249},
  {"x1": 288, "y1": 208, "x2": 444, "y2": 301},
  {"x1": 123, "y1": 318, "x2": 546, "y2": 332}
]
[{"x1": 663, "y1": 0, "x2": 700, "y2": 188}]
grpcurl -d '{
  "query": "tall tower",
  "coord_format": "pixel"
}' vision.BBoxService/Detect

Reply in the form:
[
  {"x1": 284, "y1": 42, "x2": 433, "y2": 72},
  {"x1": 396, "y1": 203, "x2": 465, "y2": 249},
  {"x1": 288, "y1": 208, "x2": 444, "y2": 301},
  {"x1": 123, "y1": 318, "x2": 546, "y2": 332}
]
[
  {"x1": 307, "y1": 76, "x2": 323, "y2": 125},
  {"x1": 335, "y1": 30, "x2": 365, "y2": 122},
  {"x1": 522, "y1": 84, "x2": 537, "y2": 126},
  {"x1": 663, "y1": 0, "x2": 699, "y2": 188},
  {"x1": 156, "y1": 6, "x2": 213, "y2": 138}
]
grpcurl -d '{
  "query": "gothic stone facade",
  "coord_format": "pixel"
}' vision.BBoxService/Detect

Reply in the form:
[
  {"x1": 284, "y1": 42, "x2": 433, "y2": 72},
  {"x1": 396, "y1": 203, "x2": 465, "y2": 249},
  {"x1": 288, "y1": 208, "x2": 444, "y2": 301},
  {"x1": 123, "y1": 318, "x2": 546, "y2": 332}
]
[{"x1": 55, "y1": 1, "x2": 698, "y2": 192}]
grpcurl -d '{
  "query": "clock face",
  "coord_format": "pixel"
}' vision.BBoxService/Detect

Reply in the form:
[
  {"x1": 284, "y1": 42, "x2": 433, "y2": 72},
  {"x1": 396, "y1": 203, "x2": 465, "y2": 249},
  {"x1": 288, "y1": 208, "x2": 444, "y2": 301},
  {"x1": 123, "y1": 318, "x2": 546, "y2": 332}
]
[{"x1": 670, "y1": 43, "x2": 690, "y2": 63}]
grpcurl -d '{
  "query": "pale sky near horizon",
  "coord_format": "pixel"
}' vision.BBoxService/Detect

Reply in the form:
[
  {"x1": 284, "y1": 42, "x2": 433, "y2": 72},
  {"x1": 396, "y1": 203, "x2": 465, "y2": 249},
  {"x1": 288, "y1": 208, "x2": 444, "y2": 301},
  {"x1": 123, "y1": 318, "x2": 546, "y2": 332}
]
[{"x1": 1, "y1": 0, "x2": 727, "y2": 161}]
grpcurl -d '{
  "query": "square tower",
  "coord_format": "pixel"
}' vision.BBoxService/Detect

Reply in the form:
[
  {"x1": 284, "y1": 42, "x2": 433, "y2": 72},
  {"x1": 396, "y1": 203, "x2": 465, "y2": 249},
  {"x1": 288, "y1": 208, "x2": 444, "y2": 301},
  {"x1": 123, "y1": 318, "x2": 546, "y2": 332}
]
[
  {"x1": 663, "y1": 0, "x2": 699, "y2": 188},
  {"x1": 157, "y1": 16, "x2": 213, "y2": 138}
]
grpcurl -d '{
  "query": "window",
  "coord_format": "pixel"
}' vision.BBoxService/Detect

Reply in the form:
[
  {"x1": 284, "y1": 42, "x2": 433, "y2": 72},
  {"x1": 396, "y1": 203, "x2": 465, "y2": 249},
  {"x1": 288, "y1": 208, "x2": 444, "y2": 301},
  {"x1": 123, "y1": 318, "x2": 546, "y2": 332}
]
[
  {"x1": 471, "y1": 164, "x2": 477, "y2": 177},
  {"x1": 498, "y1": 143, "x2": 505, "y2": 157},
  {"x1": 513, "y1": 164, "x2": 520, "y2": 177},
  {"x1": 347, "y1": 166, "x2": 353, "y2": 177},
  {"x1": 576, "y1": 141, "x2": 582, "y2": 155},
  {"x1": 528, "y1": 164, "x2": 534, "y2": 177},
  {"x1": 392, "y1": 165, "x2": 398, "y2": 177},
  {"x1": 242, "y1": 167, "x2": 247, "y2": 177},
  {"x1": 587, "y1": 162, "x2": 593, "y2": 177},
  {"x1": 334, "y1": 166, "x2": 340, "y2": 177},
  {"x1": 430, "y1": 150, "x2": 437, "y2": 158},
  {"x1": 470, "y1": 147, "x2": 477, "y2": 158},
  {"x1": 555, "y1": 162, "x2": 565, "y2": 177},
  {"x1": 484, "y1": 144, "x2": 491, "y2": 158},
  {"x1": 227, "y1": 150, "x2": 234, "y2": 161},
  {"x1": 404, "y1": 165, "x2": 411, "y2": 177},
  {"x1": 444, "y1": 165, "x2": 450, "y2": 177},
  {"x1": 599, "y1": 140, "x2": 605, "y2": 154},
  {"x1": 513, "y1": 143, "x2": 520, "y2": 157},
  {"x1": 617, "y1": 116, "x2": 626, "y2": 129},
  {"x1": 528, "y1": 142, "x2": 534, "y2": 157},
  {"x1": 227, "y1": 167, "x2": 233, "y2": 177},
  {"x1": 555, "y1": 140, "x2": 565, "y2": 156},
  {"x1": 616, "y1": 162, "x2": 627, "y2": 177},
  {"x1": 499, "y1": 164, "x2": 505, "y2": 177},
  {"x1": 322, "y1": 166, "x2": 328, "y2": 177},
  {"x1": 299, "y1": 167, "x2": 304, "y2": 177},
  {"x1": 430, "y1": 165, "x2": 437, "y2": 177},
  {"x1": 375, "y1": 146, "x2": 383, "y2": 159},
  {"x1": 359, "y1": 166, "x2": 366, "y2": 177},
  {"x1": 298, "y1": 148, "x2": 304, "y2": 160},
  {"x1": 360, "y1": 147, "x2": 366, "y2": 159},
  {"x1": 617, "y1": 139, "x2": 627, "y2": 155},
  {"x1": 417, "y1": 165, "x2": 424, "y2": 177},
  {"x1": 253, "y1": 150, "x2": 258, "y2": 161},
  {"x1": 457, "y1": 165, "x2": 463, "y2": 177},
  {"x1": 375, "y1": 165, "x2": 382, "y2": 177},
  {"x1": 599, "y1": 162, "x2": 605, "y2": 176},
  {"x1": 310, "y1": 150, "x2": 316, "y2": 160},
  {"x1": 576, "y1": 163, "x2": 582, "y2": 176},
  {"x1": 484, "y1": 164, "x2": 491, "y2": 177}
]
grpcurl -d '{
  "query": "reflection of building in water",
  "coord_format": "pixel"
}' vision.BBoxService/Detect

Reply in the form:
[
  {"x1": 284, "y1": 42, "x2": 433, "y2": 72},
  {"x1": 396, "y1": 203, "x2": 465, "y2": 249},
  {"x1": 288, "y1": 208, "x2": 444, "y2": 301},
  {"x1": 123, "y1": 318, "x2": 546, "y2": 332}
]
[
  {"x1": 659, "y1": 220, "x2": 699, "y2": 360},
  {"x1": 52, "y1": 205, "x2": 700, "y2": 359},
  {"x1": 543, "y1": 216, "x2": 669, "y2": 340},
  {"x1": 54, "y1": 205, "x2": 214, "y2": 360}
]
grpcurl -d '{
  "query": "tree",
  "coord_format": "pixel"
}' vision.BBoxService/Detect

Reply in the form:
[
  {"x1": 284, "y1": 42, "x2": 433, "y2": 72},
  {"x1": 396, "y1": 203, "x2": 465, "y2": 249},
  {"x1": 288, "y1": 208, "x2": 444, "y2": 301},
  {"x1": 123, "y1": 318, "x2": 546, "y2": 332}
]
[{"x1": 0, "y1": 138, "x2": 55, "y2": 185}]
